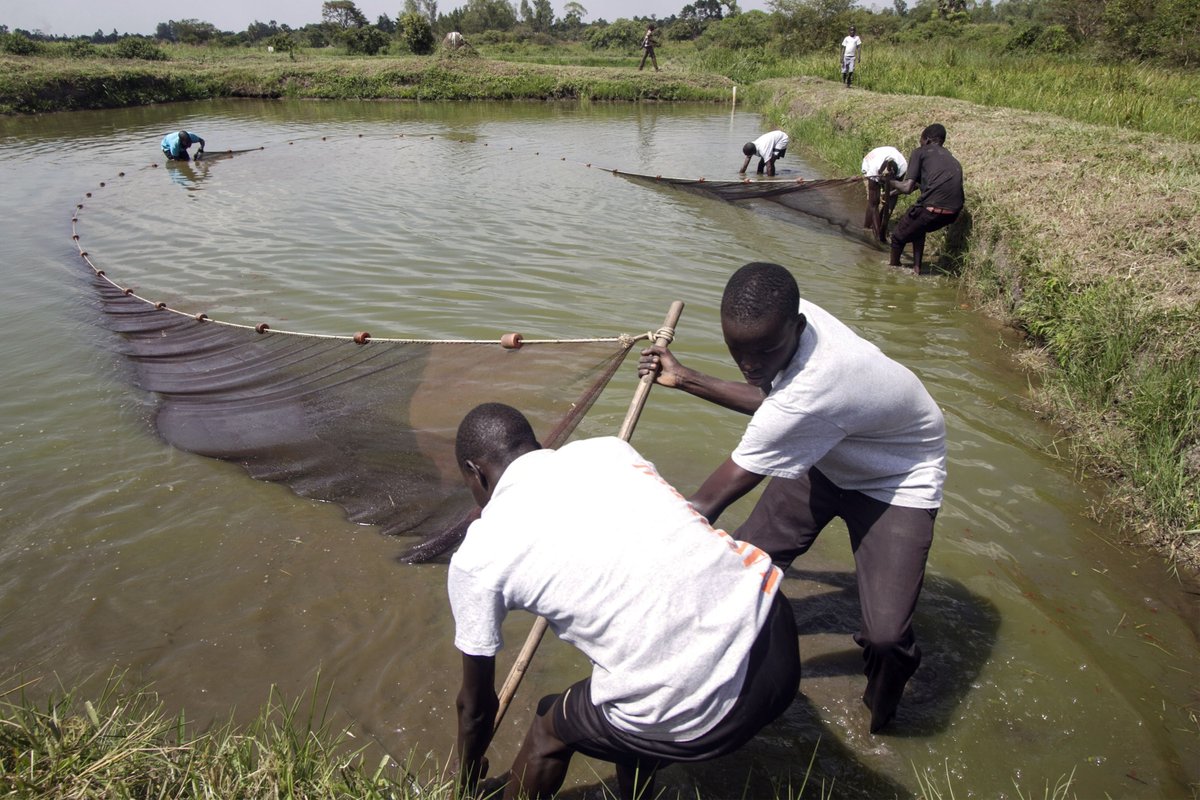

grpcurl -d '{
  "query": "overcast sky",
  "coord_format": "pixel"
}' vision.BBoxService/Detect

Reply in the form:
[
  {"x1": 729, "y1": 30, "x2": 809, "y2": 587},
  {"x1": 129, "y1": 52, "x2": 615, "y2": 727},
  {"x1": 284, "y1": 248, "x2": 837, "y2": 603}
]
[{"x1": 1, "y1": 0, "x2": 887, "y2": 38}]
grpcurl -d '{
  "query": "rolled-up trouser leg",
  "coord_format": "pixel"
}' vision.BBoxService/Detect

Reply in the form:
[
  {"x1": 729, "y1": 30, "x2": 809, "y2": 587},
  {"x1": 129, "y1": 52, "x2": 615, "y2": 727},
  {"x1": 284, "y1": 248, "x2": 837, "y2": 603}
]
[{"x1": 843, "y1": 498, "x2": 935, "y2": 732}]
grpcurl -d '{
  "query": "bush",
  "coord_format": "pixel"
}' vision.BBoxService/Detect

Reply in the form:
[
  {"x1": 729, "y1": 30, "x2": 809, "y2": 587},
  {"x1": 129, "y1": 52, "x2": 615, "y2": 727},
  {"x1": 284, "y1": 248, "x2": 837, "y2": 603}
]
[
  {"x1": 399, "y1": 12, "x2": 435, "y2": 55},
  {"x1": 265, "y1": 32, "x2": 297, "y2": 58},
  {"x1": 585, "y1": 18, "x2": 644, "y2": 51},
  {"x1": 696, "y1": 11, "x2": 773, "y2": 51},
  {"x1": 1, "y1": 31, "x2": 44, "y2": 56},
  {"x1": 113, "y1": 37, "x2": 168, "y2": 60},
  {"x1": 66, "y1": 38, "x2": 98, "y2": 58},
  {"x1": 1034, "y1": 24, "x2": 1076, "y2": 54},
  {"x1": 343, "y1": 26, "x2": 390, "y2": 55}
]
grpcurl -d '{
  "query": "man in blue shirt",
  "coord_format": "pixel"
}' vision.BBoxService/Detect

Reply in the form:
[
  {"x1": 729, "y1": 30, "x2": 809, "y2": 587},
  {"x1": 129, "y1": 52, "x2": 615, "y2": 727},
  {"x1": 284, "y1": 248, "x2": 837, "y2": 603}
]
[{"x1": 161, "y1": 130, "x2": 205, "y2": 161}]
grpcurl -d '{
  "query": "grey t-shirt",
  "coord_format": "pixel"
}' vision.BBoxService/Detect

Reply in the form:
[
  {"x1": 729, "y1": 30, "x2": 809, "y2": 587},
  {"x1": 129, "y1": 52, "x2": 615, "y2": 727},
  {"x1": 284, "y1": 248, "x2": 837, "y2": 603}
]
[{"x1": 732, "y1": 300, "x2": 946, "y2": 508}]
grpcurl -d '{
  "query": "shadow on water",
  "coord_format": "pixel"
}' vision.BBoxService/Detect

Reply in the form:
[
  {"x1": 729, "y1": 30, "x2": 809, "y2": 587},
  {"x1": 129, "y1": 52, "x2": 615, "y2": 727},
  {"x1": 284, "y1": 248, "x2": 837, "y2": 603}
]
[
  {"x1": 554, "y1": 570, "x2": 1001, "y2": 799},
  {"x1": 788, "y1": 569, "x2": 1001, "y2": 739}
]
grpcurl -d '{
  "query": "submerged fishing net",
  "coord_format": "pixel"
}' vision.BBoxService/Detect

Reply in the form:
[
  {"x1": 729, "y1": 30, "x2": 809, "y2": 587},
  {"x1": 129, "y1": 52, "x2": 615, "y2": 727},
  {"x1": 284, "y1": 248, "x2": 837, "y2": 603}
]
[
  {"x1": 71, "y1": 161, "x2": 641, "y2": 563},
  {"x1": 611, "y1": 171, "x2": 873, "y2": 244}
]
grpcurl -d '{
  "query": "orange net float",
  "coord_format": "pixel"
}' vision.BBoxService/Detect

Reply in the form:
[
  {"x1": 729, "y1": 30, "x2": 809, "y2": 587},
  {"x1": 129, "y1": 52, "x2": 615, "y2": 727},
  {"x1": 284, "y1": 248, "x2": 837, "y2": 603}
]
[
  {"x1": 353, "y1": 331, "x2": 371, "y2": 344},
  {"x1": 255, "y1": 323, "x2": 270, "y2": 334},
  {"x1": 195, "y1": 313, "x2": 208, "y2": 322},
  {"x1": 500, "y1": 332, "x2": 524, "y2": 350},
  {"x1": 155, "y1": 302, "x2": 167, "y2": 310}
]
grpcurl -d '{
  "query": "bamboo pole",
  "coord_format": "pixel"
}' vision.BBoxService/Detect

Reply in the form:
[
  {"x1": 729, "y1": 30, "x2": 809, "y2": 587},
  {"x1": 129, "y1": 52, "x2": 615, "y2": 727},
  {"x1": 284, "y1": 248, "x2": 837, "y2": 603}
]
[{"x1": 492, "y1": 299, "x2": 685, "y2": 730}]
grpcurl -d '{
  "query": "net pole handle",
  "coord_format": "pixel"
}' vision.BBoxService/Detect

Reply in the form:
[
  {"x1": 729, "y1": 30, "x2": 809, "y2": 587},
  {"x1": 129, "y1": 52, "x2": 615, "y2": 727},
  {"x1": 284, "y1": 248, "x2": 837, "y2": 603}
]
[
  {"x1": 617, "y1": 300, "x2": 685, "y2": 442},
  {"x1": 493, "y1": 299, "x2": 685, "y2": 732}
]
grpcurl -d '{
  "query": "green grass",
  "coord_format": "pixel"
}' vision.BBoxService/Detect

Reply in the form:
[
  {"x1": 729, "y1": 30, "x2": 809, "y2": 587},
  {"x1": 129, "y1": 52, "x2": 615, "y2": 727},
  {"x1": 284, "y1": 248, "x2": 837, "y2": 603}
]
[
  {"x1": 0, "y1": 674, "x2": 444, "y2": 799},
  {"x1": 768, "y1": 43, "x2": 1200, "y2": 143}
]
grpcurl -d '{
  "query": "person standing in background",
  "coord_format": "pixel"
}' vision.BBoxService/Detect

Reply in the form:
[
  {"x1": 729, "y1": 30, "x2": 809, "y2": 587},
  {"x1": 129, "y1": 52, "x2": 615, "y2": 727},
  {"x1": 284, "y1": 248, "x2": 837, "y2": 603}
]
[{"x1": 841, "y1": 25, "x2": 863, "y2": 87}]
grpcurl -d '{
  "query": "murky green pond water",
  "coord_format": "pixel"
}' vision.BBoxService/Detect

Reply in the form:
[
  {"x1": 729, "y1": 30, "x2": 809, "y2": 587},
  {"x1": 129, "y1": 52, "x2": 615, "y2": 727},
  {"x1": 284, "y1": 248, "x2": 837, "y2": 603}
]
[{"x1": 0, "y1": 99, "x2": 1196, "y2": 798}]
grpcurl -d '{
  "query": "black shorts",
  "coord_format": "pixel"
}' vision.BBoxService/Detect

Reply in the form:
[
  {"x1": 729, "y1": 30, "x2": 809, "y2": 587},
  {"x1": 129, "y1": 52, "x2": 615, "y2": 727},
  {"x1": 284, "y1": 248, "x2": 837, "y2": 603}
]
[{"x1": 548, "y1": 591, "x2": 799, "y2": 769}]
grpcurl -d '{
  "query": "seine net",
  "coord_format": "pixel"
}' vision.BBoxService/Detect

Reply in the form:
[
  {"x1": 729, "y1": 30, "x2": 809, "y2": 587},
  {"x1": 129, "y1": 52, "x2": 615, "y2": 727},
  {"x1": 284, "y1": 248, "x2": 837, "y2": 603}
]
[
  {"x1": 89, "y1": 276, "x2": 634, "y2": 562},
  {"x1": 613, "y1": 171, "x2": 873, "y2": 244}
]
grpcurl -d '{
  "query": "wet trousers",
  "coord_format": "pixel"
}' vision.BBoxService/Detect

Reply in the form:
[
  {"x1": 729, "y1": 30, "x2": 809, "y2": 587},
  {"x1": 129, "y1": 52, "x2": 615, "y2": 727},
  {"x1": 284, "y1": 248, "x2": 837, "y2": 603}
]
[{"x1": 734, "y1": 466, "x2": 936, "y2": 732}]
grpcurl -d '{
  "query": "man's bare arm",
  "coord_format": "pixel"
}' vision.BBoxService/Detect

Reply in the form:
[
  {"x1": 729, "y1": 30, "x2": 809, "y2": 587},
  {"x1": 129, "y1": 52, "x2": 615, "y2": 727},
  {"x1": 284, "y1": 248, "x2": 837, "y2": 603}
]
[
  {"x1": 689, "y1": 457, "x2": 765, "y2": 526},
  {"x1": 638, "y1": 345, "x2": 765, "y2": 414},
  {"x1": 455, "y1": 653, "x2": 498, "y2": 792}
]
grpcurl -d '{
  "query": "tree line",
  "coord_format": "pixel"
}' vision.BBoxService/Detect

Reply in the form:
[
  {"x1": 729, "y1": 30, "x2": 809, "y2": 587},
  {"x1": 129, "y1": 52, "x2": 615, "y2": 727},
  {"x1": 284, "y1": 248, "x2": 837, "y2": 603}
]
[{"x1": 2, "y1": 0, "x2": 1196, "y2": 64}]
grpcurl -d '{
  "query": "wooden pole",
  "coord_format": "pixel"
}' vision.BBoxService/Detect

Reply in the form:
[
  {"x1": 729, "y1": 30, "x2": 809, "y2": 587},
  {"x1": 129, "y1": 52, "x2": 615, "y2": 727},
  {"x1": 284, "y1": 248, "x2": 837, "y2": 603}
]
[{"x1": 492, "y1": 299, "x2": 685, "y2": 731}]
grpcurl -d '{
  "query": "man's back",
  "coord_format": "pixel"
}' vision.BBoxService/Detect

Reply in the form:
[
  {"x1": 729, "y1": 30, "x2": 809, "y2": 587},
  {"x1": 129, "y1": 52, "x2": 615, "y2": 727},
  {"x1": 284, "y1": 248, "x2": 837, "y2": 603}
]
[{"x1": 449, "y1": 437, "x2": 780, "y2": 738}]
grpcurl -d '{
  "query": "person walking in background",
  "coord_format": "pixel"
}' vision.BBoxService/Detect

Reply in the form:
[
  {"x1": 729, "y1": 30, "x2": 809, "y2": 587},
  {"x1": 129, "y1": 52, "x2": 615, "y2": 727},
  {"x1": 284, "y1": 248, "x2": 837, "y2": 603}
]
[
  {"x1": 841, "y1": 25, "x2": 863, "y2": 87},
  {"x1": 888, "y1": 123, "x2": 965, "y2": 274},
  {"x1": 639, "y1": 23, "x2": 659, "y2": 72},
  {"x1": 161, "y1": 130, "x2": 205, "y2": 161},
  {"x1": 638, "y1": 262, "x2": 946, "y2": 735},
  {"x1": 861, "y1": 145, "x2": 908, "y2": 243},
  {"x1": 740, "y1": 129, "x2": 789, "y2": 177}
]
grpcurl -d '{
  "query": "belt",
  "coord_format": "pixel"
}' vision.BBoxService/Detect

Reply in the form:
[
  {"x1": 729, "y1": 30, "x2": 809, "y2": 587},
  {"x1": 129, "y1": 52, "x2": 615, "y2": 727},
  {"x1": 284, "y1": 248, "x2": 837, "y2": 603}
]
[{"x1": 925, "y1": 206, "x2": 957, "y2": 215}]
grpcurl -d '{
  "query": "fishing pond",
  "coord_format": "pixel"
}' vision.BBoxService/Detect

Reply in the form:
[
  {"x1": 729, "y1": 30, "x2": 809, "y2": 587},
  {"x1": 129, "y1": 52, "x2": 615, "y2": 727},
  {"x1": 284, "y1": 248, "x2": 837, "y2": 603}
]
[{"x1": 0, "y1": 100, "x2": 1196, "y2": 798}]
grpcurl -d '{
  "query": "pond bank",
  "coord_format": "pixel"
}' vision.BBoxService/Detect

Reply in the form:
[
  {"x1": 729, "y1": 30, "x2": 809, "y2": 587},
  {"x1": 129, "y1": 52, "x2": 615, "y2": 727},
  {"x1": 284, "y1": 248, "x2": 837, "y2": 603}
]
[
  {"x1": 746, "y1": 77, "x2": 1200, "y2": 575},
  {"x1": 0, "y1": 54, "x2": 733, "y2": 112}
]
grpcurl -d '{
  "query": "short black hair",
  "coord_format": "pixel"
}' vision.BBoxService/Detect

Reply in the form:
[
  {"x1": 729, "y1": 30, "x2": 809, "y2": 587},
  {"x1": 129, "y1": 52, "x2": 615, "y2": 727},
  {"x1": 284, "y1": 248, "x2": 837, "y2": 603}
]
[
  {"x1": 178, "y1": 130, "x2": 190, "y2": 142},
  {"x1": 921, "y1": 123, "x2": 947, "y2": 145},
  {"x1": 721, "y1": 262, "x2": 800, "y2": 329},
  {"x1": 743, "y1": 142, "x2": 757, "y2": 156},
  {"x1": 455, "y1": 402, "x2": 538, "y2": 469}
]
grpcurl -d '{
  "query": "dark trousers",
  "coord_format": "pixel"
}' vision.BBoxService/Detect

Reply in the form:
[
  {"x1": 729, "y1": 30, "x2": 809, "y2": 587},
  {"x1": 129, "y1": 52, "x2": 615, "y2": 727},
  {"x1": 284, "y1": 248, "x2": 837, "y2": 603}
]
[
  {"x1": 734, "y1": 467, "x2": 935, "y2": 732},
  {"x1": 889, "y1": 205, "x2": 959, "y2": 268}
]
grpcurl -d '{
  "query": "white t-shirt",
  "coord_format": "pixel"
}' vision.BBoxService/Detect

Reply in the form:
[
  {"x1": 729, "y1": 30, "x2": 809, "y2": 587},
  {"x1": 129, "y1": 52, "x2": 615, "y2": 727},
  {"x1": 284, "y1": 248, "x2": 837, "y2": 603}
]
[
  {"x1": 752, "y1": 129, "x2": 789, "y2": 159},
  {"x1": 448, "y1": 437, "x2": 782, "y2": 740},
  {"x1": 732, "y1": 300, "x2": 946, "y2": 508},
  {"x1": 842, "y1": 35, "x2": 862, "y2": 58},
  {"x1": 861, "y1": 146, "x2": 907, "y2": 180}
]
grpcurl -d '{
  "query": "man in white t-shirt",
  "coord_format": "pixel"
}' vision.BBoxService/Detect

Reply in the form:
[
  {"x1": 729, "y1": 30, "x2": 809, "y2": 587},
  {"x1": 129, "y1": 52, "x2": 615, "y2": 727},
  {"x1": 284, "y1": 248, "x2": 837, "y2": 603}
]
[
  {"x1": 861, "y1": 145, "x2": 908, "y2": 243},
  {"x1": 448, "y1": 403, "x2": 801, "y2": 800},
  {"x1": 739, "y1": 129, "x2": 789, "y2": 177},
  {"x1": 841, "y1": 25, "x2": 863, "y2": 87},
  {"x1": 638, "y1": 262, "x2": 946, "y2": 734}
]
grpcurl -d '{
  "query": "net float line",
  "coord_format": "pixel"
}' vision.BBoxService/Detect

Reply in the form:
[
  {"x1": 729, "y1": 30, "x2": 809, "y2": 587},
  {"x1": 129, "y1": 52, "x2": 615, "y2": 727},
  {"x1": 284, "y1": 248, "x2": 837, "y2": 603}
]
[{"x1": 69, "y1": 156, "x2": 645, "y2": 349}]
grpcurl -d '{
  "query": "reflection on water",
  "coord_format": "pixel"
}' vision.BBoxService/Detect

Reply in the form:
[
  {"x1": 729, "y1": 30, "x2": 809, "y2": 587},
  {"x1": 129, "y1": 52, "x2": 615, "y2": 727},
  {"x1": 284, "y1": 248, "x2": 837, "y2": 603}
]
[{"x1": 0, "y1": 100, "x2": 1197, "y2": 799}]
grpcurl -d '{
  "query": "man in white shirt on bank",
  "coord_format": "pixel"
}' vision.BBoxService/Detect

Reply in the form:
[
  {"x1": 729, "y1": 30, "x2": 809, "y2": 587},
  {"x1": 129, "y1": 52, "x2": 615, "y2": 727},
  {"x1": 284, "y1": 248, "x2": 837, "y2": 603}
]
[
  {"x1": 448, "y1": 403, "x2": 801, "y2": 800},
  {"x1": 841, "y1": 25, "x2": 863, "y2": 87},
  {"x1": 739, "y1": 129, "x2": 789, "y2": 177}
]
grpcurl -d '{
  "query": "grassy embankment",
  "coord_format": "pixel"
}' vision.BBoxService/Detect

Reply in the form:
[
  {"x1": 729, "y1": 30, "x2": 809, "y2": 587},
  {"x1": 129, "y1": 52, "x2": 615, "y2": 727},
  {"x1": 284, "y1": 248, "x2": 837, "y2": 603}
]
[{"x1": 0, "y1": 47, "x2": 733, "y2": 113}]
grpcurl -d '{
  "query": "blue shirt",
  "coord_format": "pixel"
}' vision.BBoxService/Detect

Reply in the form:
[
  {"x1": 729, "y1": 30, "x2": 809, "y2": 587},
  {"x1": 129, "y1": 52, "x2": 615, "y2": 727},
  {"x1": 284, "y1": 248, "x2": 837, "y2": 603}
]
[{"x1": 161, "y1": 131, "x2": 201, "y2": 158}]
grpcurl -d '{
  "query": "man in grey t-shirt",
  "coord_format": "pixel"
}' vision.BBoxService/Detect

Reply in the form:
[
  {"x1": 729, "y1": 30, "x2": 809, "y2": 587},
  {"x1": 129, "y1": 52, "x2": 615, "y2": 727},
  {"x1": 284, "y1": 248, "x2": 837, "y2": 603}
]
[{"x1": 639, "y1": 262, "x2": 946, "y2": 734}]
